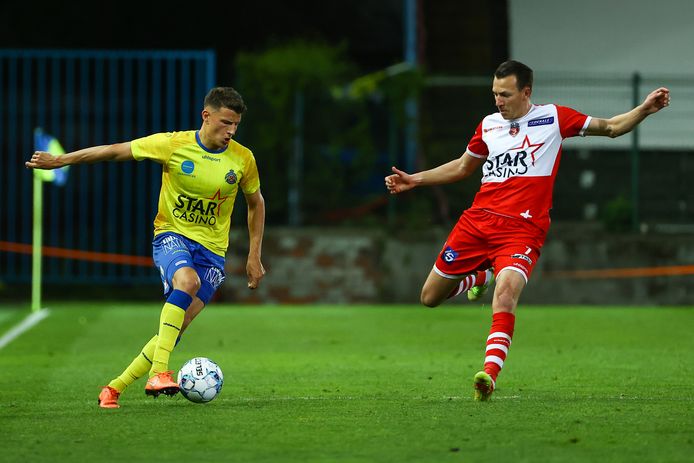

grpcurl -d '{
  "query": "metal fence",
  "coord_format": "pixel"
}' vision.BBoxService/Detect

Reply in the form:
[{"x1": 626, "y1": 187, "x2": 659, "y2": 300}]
[
  {"x1": 2, "y1": 58, "x2": 692, "y2": 288},
  {"x1": 1, "y1": 49, "x2": 215, "y2": 285}
]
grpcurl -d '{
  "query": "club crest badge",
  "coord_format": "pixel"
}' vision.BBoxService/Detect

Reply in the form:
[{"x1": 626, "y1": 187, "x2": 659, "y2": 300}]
[
  {"x1": 509, "y1": 121, "x2": 520, "y2": 137},
  {"x1": 225, "y1": 169, "x2": 237, "y2": 185}
]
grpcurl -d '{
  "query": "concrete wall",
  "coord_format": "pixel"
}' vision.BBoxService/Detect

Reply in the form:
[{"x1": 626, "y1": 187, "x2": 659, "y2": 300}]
[
  {"x1": 221, "y1": 225, "x2": 694, "y2": 306},
  {"x1": 509, "y1": 0, "x2": 694, "y2": 75}
]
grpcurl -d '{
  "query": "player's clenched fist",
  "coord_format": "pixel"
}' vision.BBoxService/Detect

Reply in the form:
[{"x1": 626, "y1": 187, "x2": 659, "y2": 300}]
[
  {"x1": 385, "y1": 166, "x2": 416, "y2": 194},
  {"x1": 26, "y1": 151, "x2": 61, "y2": 170}
]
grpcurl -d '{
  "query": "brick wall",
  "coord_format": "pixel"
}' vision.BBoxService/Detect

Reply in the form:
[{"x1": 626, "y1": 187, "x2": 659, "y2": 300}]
[{"x1": 221, "y1": 226, "x2": 694, "y2": 305}]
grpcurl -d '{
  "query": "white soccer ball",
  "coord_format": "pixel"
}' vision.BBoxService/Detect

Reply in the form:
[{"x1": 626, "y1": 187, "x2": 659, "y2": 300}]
[{"x1": 177, "y1": 357, "x2": 224, "y2": 403}]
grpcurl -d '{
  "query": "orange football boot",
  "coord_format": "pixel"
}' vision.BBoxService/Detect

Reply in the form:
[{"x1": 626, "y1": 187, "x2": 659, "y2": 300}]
[
  {"x1": 145, "y1": 370, "x2": 180, "y2": 397},
  {"x1": 98, "y1": 386, "x2": 121, "y2": 409}
]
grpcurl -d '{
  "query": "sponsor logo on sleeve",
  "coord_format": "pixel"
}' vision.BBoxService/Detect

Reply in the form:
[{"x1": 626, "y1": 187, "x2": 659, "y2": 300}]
[{"x1": 528, "y1": 116, "x2": 554, "y2": 127}]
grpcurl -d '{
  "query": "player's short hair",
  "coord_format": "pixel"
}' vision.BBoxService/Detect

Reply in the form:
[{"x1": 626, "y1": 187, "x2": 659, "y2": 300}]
[
  {"x1": 494, "y1": 60, "x2": 533, "y2": 91},
  {"x1": 204, "y1": 87, "x2": 247, "y2": 114}
]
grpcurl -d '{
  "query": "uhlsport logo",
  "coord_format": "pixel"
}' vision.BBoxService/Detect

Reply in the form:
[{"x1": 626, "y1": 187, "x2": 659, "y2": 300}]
[
  {"x1": 442, "y1": 246, "x2": 458, "y2": 264},
  {"x1": 181, "y1": 160, "x2": 195, "y2": 174},
  {"x1": 225, "y1": 169, "x2": 237, "y2": 185}
]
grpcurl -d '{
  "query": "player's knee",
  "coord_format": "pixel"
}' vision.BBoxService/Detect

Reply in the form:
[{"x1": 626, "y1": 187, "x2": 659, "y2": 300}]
[
  {"x1": 494, "y1": 287, "x2": 518, "y2": 312},
  {"x1": 420, "y1": 289, "x2": 442, "y2": 308},
  {"x1": 173, "y1": 276, "x2": 201, "y2": 296}
]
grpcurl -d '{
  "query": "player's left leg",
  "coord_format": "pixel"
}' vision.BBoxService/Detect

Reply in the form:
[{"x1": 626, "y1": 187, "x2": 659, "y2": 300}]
[
  {"x1": 180, "y1": 297, "x2": 205, "y2": 336},
  {"x1": 146, "y1": 235, "x2": 226, "y2": 398},
  {"x1": 146, "y1": 267, "x2": 197, "y2": 397},
  {"x1": 176, "y1": 242, "x2": 225, "y2": 336},
  {"x1": 475, "y1": 241, "x2": 541, "y2": 401},
  {"x1": 99, "y1": 297, "x2": 205, "y2": 407},
  {"x1": 474, "y1": 268, "x2": 526, "y2": 401},
  {"x1": 145, "y1": 233, "x2": 201, "y2": 397},
  {"x1": 473, "y1": 213, "x2": 545, "y2": 401}
]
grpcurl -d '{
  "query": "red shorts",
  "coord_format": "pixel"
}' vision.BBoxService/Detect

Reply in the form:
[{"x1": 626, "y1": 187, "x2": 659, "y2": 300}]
[{"x1": 434, "y1": 208, "x2": 546, "y2": 283}]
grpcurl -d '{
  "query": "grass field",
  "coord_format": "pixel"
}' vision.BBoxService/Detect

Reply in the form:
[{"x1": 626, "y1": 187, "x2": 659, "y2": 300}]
[{"x1": 1, "y1": 303, "x2": 693, "y2": 462}]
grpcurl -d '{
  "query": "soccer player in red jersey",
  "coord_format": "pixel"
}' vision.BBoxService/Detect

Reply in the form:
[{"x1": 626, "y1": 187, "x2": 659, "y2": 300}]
[{"x1": 385, "y1": 60, "x2": 670, "y2": 401}]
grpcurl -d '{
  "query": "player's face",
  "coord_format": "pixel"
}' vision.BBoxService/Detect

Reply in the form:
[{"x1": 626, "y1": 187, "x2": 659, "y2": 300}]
[
  {"x1": 202, "y1": 107, "x2": 242, "y2": 149},
  {"x1": 492, "y1": 75, "x2": 531, "y2": 120}
]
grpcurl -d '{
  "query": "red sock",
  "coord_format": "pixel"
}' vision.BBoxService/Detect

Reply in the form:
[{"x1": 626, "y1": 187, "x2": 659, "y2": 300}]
[
  {"x1": 483, "y1": 312, "x2": 515, "y2": 384},
  {"x1": 447, "y1": 270, "x2": 488, "y2": 299}
]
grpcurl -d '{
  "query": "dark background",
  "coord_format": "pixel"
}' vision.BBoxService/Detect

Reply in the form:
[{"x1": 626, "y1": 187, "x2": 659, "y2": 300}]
[{"x1": 0, "y1": 1, "x2": 508, "y2": 81}]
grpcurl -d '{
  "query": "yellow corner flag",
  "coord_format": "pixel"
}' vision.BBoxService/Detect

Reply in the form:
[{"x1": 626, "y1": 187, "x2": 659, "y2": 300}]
[{"x1": 33, "y1": 128, "x2": 68, "y2": 185}]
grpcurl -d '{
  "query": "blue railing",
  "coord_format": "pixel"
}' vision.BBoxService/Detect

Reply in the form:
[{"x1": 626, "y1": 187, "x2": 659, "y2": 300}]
[{"x1": 1, "y1": 49, "x2": 216, "y2": 284}]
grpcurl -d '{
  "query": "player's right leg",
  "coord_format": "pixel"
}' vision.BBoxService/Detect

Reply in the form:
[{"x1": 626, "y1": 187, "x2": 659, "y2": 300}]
[
  {"x1": 98, "y1": 386, "x2": 121, "y2": 409},
  {"x1": 421, "y1": 210, "x2": 493, "y2": 307},
  {"x1": 467, "y1": 268, "x2": 495, "y2": 301},
  {"x1": 99, "y1": 334, "x2": 159, "y2": 408}
]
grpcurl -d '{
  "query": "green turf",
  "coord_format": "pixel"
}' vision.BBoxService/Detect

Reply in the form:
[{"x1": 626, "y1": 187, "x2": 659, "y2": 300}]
[{"x1": 0, "y1": 303, "x2": 692, "y2": 462}]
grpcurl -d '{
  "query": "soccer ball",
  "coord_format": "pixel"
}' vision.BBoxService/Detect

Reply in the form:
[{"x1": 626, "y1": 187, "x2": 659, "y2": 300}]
[{"x1": 177, "y1": 357, "x2": 224, "y2": 403}]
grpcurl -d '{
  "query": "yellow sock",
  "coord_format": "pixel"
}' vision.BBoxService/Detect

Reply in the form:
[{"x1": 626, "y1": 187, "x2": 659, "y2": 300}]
[
  {"x1": 108, "y1": 335, "x2": 158, "y2": 393},
  {"x1": 150, "y1": 292, "x2": 190, "y2": 376}
]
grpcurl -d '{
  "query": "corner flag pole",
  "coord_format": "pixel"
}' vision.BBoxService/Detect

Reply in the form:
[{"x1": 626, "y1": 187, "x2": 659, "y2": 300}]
[
  {"x1": 31, "y1": 169, "x2": 43, "y2": 312},
  {"x1": 31, "y1": 128, "x2": 68, "y2": 313}
]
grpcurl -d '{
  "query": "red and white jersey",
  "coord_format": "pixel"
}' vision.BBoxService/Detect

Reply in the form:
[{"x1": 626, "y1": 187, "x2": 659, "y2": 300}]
[{"x1": 466, "y1": 104, "x2": 591, "y2": 232}]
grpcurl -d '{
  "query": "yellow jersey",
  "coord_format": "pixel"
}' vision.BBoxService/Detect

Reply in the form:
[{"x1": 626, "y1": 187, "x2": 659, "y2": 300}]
[{"x1": 131, "y1": 130, "x2": 260, "y2": 256}]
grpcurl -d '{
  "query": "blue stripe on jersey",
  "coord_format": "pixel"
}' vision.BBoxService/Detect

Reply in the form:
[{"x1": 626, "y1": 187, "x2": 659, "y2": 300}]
[{"x1": 195, "y1": 130, "x2": 226, "y2": 154}]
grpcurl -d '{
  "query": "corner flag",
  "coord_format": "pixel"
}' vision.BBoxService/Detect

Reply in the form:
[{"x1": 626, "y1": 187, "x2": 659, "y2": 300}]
[
  {"x1": 33, "y1": 128, "x2": 69, "y2": 185},
  {"x1": 31, "y1": 128, "x2": 68, "y2": 312}
]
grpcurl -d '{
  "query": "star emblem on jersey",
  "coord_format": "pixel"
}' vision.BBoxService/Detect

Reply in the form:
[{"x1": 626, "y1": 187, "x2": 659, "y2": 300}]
[
  {"x1": 511, "y1": 135, "x2": 544, "y2": 166},
  {"x1": 206, "y1": 189, "x2": 230, "y2": 216}
]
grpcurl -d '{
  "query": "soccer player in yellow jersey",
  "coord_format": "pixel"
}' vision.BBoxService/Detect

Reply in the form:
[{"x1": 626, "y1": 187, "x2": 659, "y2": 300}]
[{"x1": 26, "y1": 87, "x2": 266, "y2": 408}]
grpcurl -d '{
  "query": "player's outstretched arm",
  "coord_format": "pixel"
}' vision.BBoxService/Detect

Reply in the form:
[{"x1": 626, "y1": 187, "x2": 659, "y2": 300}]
[
  {"x1": 245, "y1": 189, "x2": 266, "y2": 290},
  {"x1": 584, "y1": 87, "x2": 670, "y2": 138},
  {"x1": 385, "y1": 152, "x2": 483, "y2": 195},
  {"x1": 25, "y1": 142, "x2": 134, "y2": 170}
]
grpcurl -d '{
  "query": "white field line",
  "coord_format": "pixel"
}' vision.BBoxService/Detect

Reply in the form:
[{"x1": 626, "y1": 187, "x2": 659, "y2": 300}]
[
  {"x1": 0, "y1": 310, "x2": 50, "y2": 350},
  {"x1": 218, "y1": 395, "x2": 522, "y2": 402},
  {"x1": 216, "y1": 394, "x2": 694, "y2": 403}
]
